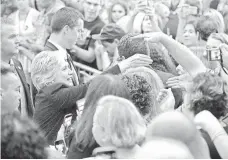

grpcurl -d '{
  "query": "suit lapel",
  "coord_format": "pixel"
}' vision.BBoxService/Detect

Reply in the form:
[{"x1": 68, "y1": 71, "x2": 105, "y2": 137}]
[{"x1": 45, "y1": 40, "x2": 58, "y2": 51}]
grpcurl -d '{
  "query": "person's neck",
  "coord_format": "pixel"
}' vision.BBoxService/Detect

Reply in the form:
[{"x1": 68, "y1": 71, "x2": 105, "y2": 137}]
[
  {"x1": 1, "y1": 55, "x2": 11, "y2": 63},
  {"x1": 85, "y1": 16, "x2": 98, "y2": 22},
  {"x1": 49, "y1": 33, "x2": 66, "y2": 49}
]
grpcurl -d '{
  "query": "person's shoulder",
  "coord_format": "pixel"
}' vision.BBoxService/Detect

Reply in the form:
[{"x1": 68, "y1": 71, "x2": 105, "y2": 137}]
[
  {"x1": 40, "y1": 83, "x2": 69, "y2": 95},
  {"x1": 93, "y1": 17, "x2": 105, "y2": 28}
]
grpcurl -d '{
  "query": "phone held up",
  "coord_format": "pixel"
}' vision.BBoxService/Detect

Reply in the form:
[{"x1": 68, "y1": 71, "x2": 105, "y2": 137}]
[{"x1": 206, "y1": 46, "x2": 222, "y2": 61}]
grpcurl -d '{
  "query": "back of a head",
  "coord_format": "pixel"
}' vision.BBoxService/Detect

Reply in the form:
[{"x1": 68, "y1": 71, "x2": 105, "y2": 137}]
[
  {"x1": 196, "y1": 9, "x2": 225, "y2": 41},
  {"x1": 123, "y1": 67, "x2": 164, "y2": 119},
  {"x1": 196, "y1": 16, "x2": 218, "y2": 41},
  {"x1": 188, "y1": 72, "x2": 228, "y2": 119},
  {"x1": 94, "y1": 95, "x2": 146, "y2": 148},
  {"x1": 84, "y1": 74, "x2": 131, "y2": 111},
  {"x1": 74, "y1": 74, "x2": 131, "y2": 150},
  {"x1": 146, "y1": 111, "x2": 210, "y2": 158},
  {"x1": 203, "y1": 9, "x2": 225, "y2": 33},
  {"x1": 1, "y1": 113, "x2": 48, "y2": 159},
  {"x1": 121, "y1": 74, "x2": 152, "y2": 118},
  {"x1": 51, "y1": 7, "x2": 84, "y2": 33},
  {"x1": 118, "y1": 33, "x2": 176, "y2": 73},
  {"x1": 135, "y1": 138, "x2": 193, "y2": 159}
]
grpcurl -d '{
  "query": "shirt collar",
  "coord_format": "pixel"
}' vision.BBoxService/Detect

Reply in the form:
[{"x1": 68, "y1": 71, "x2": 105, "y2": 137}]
[{"x1": 48, "y1": 39, "x2": 67, "y2": 54}]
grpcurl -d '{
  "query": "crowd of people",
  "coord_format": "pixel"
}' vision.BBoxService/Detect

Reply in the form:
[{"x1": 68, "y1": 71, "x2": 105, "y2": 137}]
[{"x1": 1, "y1": 0, "x2": 228, "y2": 159}]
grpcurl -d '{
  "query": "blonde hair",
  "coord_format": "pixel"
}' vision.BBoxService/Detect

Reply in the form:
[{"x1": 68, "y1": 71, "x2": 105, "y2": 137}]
[
  {"x1": 31, "y1": 51, "x2": 63, "y2": 90},
  {"x1": 94, "y1": 95, "x2": 146, "y2": 148}
]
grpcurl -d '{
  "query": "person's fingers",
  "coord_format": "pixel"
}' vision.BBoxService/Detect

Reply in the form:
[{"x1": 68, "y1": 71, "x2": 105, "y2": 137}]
[
  {"x1": 131, "y1": 34, "x2": 145, "y2": 39},
  {"x1": 220, "y1": 43, "x2": 228, "y2": 56}
]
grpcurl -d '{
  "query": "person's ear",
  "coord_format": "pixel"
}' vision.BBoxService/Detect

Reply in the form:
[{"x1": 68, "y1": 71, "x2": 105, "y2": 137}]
[{"x1": 62, "y1": 25, "x2": 70, "y2": 35}]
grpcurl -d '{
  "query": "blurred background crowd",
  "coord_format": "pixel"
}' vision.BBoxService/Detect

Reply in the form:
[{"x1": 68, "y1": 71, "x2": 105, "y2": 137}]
[{"x1": 1, "y1": 0, "x2": 228, "y2": 159}]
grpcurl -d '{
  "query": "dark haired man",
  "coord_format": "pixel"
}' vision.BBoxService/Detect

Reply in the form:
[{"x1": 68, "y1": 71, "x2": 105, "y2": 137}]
[{"x1": 92, "y1": 23, "x2": 126, "y2": 71}]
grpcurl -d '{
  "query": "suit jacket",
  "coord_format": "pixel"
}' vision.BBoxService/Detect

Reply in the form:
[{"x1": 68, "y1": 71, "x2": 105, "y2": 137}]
[
  {"x1": 11, "y1": 58, "x2": 34, "y2": 117},
  {"x1": 34, "y1": 65, "x2": 121, "y2": 145},
  {"x1": 33, "y1": 83, "x2": 89, "y2": 145}
]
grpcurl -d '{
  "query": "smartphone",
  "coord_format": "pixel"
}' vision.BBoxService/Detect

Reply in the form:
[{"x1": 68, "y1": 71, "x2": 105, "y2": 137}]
[
  {"x1": 207, "y1": 47, "x2": 221, "y2": 61},
  {"x1": 182, "y1": 5, "x2": 198, "y2": 17},
  {"x1": 188, "y1": 6, "x2": 198, "y2": 15}
]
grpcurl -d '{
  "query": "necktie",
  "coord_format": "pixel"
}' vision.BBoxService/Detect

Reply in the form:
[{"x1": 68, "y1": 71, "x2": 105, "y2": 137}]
[{"x1": 67, "y1": 54, "x2": 79, "y2": 86}]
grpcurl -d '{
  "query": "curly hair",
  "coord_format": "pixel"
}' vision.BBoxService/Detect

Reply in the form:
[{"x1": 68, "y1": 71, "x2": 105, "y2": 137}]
[
  {"x1": 121, "y1": 74, "x2": 152, "y2": 117},
  {"x1": 1, "y1": 113, "x2": 48, "y2": 159},
  {"x1": 189, "y1": 72, "x2": 228, "y2": 119},
  {"x1": 196, "y1": 16, "x2": 218, "y2": 41},
  {"x1": 118, "y1": 33, "x2": 177, "y2": 74}
]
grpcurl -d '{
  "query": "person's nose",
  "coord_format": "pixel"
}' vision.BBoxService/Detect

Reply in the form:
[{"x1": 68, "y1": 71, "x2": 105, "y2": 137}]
[
  {"x1": 68, "y1": 68, "x2": 73, "y2": 76},
  {"x1": 17, "y1": 90, "x2": 21, "y2": 101},
  {"x1": 183, "y1": 32, "x2": 189, "y2": 37}
]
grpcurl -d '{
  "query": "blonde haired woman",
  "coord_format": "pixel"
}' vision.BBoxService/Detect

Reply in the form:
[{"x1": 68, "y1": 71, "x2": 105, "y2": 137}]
[{"x1": 92, "y1": 95, "x2": 146, "y2": 158}]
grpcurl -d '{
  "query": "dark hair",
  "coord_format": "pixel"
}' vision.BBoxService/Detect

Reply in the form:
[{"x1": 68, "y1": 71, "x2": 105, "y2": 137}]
[
  {"x1": 1, "y1": 113, "x2": 48, "y2": 159},
  {"x1": 196, "y1": 16, "x2": 219, "y2": 41},
  {"x1": 51, "y1": 7, "x2": 84, "y2": 33},
  {"x1": 118, "y1": 33, "x2": 177, "y2": 74},
  {"x1": 122, "y1": 74, "x2": 152, "y2": 116},
  {"x1": 108, "y1": 1, "x2": 128, "y2": 23},
  {"x1": 189, "y1": 72, "x2": 228, "y2": 119},
  {"x1": 184, "y1": 20, "x2": 198, "y2": 33},
  {"x1": 73, "y1": 74, "x2": 131, "y2": 151}
]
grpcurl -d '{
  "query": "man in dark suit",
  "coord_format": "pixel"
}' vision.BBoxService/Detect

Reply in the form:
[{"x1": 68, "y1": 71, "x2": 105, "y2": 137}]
[{"x1": 1, "y1": 22, "x2": 34, "y2": 117}]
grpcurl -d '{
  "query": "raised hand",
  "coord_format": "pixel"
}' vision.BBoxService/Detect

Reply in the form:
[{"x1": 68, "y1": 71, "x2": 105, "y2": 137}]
[{"x1": 166, "y1": 73, "x2": 192, "y2": 91}]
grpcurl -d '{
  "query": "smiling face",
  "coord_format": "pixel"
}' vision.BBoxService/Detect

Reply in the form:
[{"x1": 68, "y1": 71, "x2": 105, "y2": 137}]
[
  {"x1": 54, "y1": 56, "x2": 73, "y2": 86},
  {"x1": 1, "y1": 25, "x2": 19, "y2": 60},
  {"x1": 183, "y1": 24, "x2": 198, "y2": 47},
  {"x1": 111, "y1": 4, "x2": 126, "y2": 23}
]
